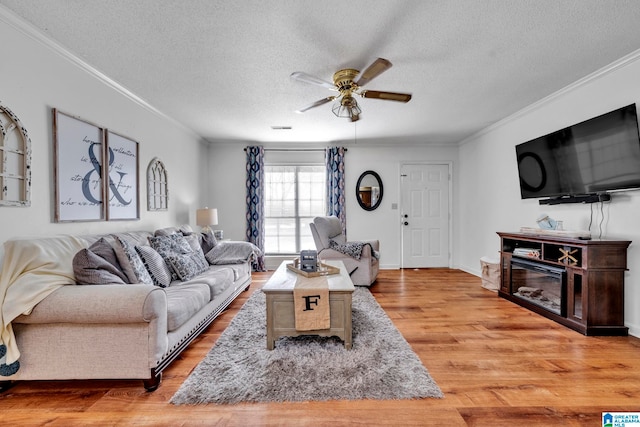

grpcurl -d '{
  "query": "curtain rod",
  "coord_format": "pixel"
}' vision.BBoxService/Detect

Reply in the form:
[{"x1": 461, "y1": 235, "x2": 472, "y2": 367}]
[{"x1": 243, "y1": 147, "x2": 347, "y2": 152}]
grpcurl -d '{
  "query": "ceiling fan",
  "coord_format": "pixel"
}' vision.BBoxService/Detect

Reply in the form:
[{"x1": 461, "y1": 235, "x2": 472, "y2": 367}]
[{"x1": 291, "y1": 58, "x2": 412, "y2": 122}]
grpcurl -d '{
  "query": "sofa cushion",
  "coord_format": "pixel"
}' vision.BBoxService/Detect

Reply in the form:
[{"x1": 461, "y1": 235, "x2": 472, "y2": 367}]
[
  {"x1": 113, "y1": 236, "x2": 153, "y2": 285},
  {"x1": 164, "y1": 283, "x2": 210, "y2": 332},
  {"x1": 110, "y1": 231, "x2": 153, "y2": 247},
  {"x1": 182, "y1": 267, "x2": 235, "y2": 299},
  {"x1": 154, "y1": 224, "x2": 194, "y2": 237},
  {"x1": 209, "y1": 263, "x2": 249, "y2": 283},
  {"x1": 135, "y1": 245, "x2": 172, "y2": 288}
]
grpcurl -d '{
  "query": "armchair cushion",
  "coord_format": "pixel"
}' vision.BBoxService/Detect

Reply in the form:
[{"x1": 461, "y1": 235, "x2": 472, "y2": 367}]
[{"x1": 313, "y1": 216, "x2": 345, "y2": 248}]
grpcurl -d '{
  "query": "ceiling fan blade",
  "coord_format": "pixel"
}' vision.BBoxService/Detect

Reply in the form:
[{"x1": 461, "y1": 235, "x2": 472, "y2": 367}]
[
  {"x1": 295, "y1": 96, "x2": 335, "y2": 113},
  {"x1": 290, "y1": 72, "x2": 336, "y2": 90},
  {"x1": 362, "y1": 90, "x2": 412, "y2": 103},
  {"x1": 355, "y1": 58, "x2": 392, "y2": 87}
]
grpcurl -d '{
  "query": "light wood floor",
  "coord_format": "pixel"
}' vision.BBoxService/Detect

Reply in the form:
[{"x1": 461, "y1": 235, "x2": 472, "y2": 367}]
[{"x1": 1, "y1": 268, "x2": 639, "y2": 426}]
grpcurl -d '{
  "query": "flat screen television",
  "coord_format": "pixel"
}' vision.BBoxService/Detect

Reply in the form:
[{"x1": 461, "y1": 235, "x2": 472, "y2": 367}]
[{"x1": 516, "y1": 103, "x2": 640, "y2": 202}]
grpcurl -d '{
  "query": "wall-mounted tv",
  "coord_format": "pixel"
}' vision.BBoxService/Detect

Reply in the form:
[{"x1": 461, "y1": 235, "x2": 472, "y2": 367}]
[{"x1": 516, "y1": 103, "x2": 640, "y2": 203}]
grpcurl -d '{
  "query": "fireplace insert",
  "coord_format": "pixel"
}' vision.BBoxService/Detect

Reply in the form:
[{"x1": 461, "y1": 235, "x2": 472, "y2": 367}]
[{"x1": 510, "y1": 258, "x2": 566, "y2": 316}]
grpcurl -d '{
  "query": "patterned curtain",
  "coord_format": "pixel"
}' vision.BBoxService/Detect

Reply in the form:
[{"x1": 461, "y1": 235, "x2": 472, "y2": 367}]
[
  {"x1": 245, "y1": 146, "x2": 266, "y2": 271},
  {"x1": 325, "y1": 146, "x2": 347, "y2": 237}
]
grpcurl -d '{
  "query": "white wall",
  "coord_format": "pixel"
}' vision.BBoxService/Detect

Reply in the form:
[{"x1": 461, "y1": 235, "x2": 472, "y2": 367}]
[
  {"x1": 0, "y1": 12, "x2": 207, "y2": 262},
  {"x1": 208, "y1": 141, "x2": 459, "y2": 269},
  {"x1": 6, "y1": 4, "x2": 638, "y2": 334},
  {"x1": 458, "y1": 50, "x2": 640, "y2": 336},
  {"x1": 344, "y1": 144, "x2": 459, "y2": 269}
]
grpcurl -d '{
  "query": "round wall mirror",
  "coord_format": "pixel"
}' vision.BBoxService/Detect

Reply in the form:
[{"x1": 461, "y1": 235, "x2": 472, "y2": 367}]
[{"x1": 356, "y1": 170, "x2": 383, "y2": 211}]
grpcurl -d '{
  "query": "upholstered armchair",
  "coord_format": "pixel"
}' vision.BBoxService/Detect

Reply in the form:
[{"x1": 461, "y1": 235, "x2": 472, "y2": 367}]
[{"x1": 309, "y1": 216, "x2": 379, "y2": 287}]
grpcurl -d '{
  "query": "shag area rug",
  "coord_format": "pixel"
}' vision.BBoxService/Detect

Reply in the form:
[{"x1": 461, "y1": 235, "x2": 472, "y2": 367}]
[{"x1": 170, "y1": 287, "x2": 442, "y2": 404}]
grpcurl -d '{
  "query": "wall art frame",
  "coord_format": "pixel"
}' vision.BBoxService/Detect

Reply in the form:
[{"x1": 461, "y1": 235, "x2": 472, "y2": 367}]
[
  {"x1": 0, "y1": 101, "x2": 32, "y2": 207},
  {"x1": 53, "y1": 109, "x2": 106, "y2": 222},
  {"x1": 147, "y1": 157, "x2": 168, "y2": 211},
  {"x1": 105, "y1": 130, "x2": 140, "y2": 220}
]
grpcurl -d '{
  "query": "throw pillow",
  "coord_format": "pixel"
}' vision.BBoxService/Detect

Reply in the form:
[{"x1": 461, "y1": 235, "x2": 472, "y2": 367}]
[
  {"x1": 149, "y1": 234, "x2": 192, "y2": 256},
  {"x1": 181, "y1": 232, "x2": 201, "y2": 253},
  {"x1": 166, "y1": 252, "x2": 209, "y2": 281},
  {"x1": 200, "y1": 229, "x2": 218, "y2": 254},
  {"x1": 135, "y1": 245, "x2": 172, "y2": 288},
  {"x1": 149, "y1": 234, "x2": 191, "y2": 280},
  {"x1": 182, "y1": 233, "x2": 209, "y2": 265},
  {"x1": 89, "y1": 237, "x2": 125, "y2": 272},
  {"x1": 113, "y1": 235, "x2": 154, "y2": 284},
  {"x1": 150, "y1": 233, "x2": 208, "y2": 281},
  {"x1": 178, "y1": 224, "x2": 194, "y2": 235},
  {"x1": 72, "y1": 248, "x2": 128, "y2": 285}
]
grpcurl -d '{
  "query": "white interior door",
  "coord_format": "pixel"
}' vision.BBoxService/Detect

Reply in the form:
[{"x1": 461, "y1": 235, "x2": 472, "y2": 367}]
[{"x1": 401, "y1": 163, "x2": 451, "y2": 268}]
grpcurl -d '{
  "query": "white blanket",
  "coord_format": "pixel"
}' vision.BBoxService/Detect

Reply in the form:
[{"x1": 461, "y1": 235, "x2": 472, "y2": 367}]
[
  {"x1": 0, "y1": 235, "x2": 86, "y2": 370},
  {"x1": 205, "y1": 241, "x2": 262, "y2": 265}
]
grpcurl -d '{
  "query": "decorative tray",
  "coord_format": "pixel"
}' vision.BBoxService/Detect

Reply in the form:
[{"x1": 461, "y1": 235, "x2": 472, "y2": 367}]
[{"x1": 286, "y1": 258, "x2": 340, "y2": 277}]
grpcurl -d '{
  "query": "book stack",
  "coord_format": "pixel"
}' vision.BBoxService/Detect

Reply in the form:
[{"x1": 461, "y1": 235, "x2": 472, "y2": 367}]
[{"x1": 513, "y1": 248, "x2": 540, "y2": 258}]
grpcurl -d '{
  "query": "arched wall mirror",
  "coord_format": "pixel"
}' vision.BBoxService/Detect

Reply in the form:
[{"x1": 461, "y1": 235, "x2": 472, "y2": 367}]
[{"x1": 356, "y1": 170, "x2": 383, "y2": 211}]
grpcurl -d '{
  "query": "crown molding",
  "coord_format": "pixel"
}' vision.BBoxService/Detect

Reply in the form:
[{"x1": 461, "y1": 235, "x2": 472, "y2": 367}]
[
  {"x1": 459, "y1": 47, "x2": 640, "y2": 147},
  {"x1": 0, "y1": 5, "x2": 200, "y2": 139}
]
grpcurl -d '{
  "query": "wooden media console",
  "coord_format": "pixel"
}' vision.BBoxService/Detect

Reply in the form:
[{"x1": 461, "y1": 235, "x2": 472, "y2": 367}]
[{"x1": 498, "y1": 231, "x2": 631, "y2": 336}]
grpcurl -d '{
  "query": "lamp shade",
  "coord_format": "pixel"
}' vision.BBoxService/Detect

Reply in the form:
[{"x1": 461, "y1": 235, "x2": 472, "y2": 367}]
[{"x1": 196, "y1": 207, "x2": 218, "y2": 227}]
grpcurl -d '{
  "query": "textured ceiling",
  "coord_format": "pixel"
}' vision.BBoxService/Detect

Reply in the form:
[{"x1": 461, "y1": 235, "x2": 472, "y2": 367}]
[{"x1": 3, "y1": 0, "x2": 640, "y2": 145}]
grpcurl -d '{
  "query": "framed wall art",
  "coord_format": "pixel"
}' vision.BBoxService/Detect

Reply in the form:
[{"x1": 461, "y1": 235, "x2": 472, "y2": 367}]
[
  {"x1": 105, "y1": 130, "x2": 139, "y2": 220},
  {"x1": 0, "y1": 102, "x2": 32, "y2": 207},
  {"x1": 53, "y1": 109, "x2": 106, "y2": 222},
  {"x1": 147, "y1": 157, "x2": 168, "y2": 211}
]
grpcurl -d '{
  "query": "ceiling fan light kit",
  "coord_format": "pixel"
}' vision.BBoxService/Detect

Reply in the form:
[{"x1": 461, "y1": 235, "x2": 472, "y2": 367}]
[
  {"x1": 332, "y1": 95, "x2": 362, "y2": 122},
  {"x1": 291, "y1": 58, "x2": 412, "y2": 122}
]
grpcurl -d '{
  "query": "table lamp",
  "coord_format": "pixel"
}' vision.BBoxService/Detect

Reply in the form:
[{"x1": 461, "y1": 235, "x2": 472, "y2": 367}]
[{"x1": 196, "y1": 207, "x2": 218, "y2": 233}]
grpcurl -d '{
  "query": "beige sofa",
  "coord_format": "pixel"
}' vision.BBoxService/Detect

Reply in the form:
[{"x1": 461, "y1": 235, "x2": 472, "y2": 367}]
[{"x1": 0, "y1": 227, "x2": 254, "y2": 391}]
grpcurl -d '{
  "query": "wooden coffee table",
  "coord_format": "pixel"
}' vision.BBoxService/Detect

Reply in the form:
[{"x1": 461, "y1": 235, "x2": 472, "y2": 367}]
[{"x1": 263, "y1": 260, "x2": 355, "y2": 350}]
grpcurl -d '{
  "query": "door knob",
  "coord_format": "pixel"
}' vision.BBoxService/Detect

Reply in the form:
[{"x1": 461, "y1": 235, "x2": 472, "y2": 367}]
[{"x1": 403, "y1": 221, "x2": 409, "y2": 226}]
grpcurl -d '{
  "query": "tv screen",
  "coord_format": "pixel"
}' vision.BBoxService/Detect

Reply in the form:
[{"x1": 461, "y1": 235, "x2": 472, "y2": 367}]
[{"x1": 516, "y1": 104, "x2": 640, "y2": 200}]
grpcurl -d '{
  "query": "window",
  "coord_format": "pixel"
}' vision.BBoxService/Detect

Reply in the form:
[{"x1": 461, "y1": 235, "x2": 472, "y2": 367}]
[{"x1": 264, "y1": 165, "x2": 325, "y2": 254}]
